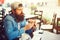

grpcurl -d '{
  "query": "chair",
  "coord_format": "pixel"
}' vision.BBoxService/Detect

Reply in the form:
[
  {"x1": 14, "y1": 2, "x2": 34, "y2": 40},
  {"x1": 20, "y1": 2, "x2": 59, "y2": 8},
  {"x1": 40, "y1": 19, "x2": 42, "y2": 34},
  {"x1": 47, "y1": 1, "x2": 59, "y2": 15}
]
[
  {"x1": 52, "y1": 13, "x2": 60, "y2": 34},
  {"x1": 54, "y1": 18, "x2": 60, "y2": 34},
  {"x1": 34, "y1": 10, "x2": 43, "y2": 29},
  {"x1": 40, "y1": 14, "x2": 57, "y2": 32},
  {"x1": 52, "y1": 13, "x2": 57, "y2": 32},
  {"x1": 34, "y1": 10, "x2": 43, "y2": 20}
]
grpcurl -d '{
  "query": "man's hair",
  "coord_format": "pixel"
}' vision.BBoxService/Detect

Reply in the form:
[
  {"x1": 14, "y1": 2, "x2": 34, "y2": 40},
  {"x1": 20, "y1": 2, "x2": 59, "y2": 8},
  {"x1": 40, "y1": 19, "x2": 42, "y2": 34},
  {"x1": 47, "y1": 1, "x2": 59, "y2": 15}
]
[{"x1": 11, "y1": 2, "x2": 23, "y2": 10}]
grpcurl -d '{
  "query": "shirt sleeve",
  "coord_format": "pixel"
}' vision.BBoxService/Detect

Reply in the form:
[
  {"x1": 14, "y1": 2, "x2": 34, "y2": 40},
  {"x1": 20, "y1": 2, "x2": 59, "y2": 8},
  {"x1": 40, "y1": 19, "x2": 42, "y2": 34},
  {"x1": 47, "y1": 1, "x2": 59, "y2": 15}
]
[{"x1": 4, "y1": 20, "x2": 25, "y2": 40}]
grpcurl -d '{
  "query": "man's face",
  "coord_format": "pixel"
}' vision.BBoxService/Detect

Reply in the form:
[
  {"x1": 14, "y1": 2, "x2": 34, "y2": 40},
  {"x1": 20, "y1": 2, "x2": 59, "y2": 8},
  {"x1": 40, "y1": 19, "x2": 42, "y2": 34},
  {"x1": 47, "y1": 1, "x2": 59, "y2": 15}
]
[
  {"x1": 14, "y1": 7, "x2": 24, "y2": 22},
  {"x1": 15, "y1": 7, "x2": 23, "y2": 15}
]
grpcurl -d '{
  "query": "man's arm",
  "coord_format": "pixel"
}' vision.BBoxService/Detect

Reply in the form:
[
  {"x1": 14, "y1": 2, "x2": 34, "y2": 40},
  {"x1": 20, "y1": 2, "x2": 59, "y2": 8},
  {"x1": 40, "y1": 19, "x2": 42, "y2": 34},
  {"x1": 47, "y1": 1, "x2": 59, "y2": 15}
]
[
  {"x1": 4, "y1": 20, "x2": 25, "y2": 40},
  {"x1": 25, "y1": 19, "x2": 36, "y2": 36}
]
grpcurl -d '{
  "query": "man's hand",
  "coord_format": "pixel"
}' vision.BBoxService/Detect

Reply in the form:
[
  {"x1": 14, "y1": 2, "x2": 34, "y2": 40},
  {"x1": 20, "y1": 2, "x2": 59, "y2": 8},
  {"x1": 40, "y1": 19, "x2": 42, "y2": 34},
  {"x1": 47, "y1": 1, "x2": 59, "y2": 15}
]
[
  {"x1": 28, "y1": 19, "x2": 37, "y2": 29},
  {"x1": 24, "y1": 23, "x2": 34, "y2": 31},
  {"x1": 24, "y1": 19, "x2": 36, "y2": 31}
]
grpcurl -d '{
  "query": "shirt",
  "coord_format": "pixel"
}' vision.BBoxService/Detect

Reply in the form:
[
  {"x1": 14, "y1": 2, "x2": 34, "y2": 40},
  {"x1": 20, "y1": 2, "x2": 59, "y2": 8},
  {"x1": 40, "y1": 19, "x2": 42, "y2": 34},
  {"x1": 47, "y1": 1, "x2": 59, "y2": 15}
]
[
  {"x1": 3, "y1": 13, "x2": 33, "y2": 40},
  {"x1": 18, "y1": 23, "x2": 20, "y2": 31}
]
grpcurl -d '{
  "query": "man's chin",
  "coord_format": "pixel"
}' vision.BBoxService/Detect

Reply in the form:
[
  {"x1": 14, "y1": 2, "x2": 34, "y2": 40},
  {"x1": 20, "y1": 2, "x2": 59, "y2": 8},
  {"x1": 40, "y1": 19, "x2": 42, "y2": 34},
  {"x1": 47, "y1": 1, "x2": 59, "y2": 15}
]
[{"x1": 15, "y1": 14, "x2": 24, "y2": 22}]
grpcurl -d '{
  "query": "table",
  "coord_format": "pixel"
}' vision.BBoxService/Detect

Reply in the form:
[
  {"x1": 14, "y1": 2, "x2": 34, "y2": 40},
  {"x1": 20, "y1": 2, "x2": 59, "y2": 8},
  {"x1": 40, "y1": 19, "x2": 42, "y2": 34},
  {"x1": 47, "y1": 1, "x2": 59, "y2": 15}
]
[
  {"x1": 25, "y1": 15, "x2": 38, "y2": 20},
  {"x1": 32, "y1": 30, "x2": 60, "y2": 40},
  {"x1": 32, "y1": 30, "x2": 44, "y2": 40}
]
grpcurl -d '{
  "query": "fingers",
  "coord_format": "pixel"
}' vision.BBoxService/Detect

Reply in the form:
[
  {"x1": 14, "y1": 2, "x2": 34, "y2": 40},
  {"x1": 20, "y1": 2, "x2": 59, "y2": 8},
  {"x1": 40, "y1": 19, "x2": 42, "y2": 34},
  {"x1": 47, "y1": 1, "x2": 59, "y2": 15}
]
[
  {"x1": 24, "y1": 23, "x2": 34, "y2": 30},
  {"x1": 28, "y1": 19, "x2": 36, "y2": 23},
  {"x1": 25, "y1": 19, "x2": 38, "y2": 30},
  {"x1": 28, "y1": 19, "x2": 37, "y2": 27}
]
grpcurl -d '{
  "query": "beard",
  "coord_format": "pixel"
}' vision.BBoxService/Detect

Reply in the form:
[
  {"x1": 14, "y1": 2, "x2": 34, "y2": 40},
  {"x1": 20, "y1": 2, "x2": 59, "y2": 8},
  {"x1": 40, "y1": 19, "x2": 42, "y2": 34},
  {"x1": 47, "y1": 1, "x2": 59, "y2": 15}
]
[{"x1": 14, "y1": 12, "x2": 24, "y2": 22}]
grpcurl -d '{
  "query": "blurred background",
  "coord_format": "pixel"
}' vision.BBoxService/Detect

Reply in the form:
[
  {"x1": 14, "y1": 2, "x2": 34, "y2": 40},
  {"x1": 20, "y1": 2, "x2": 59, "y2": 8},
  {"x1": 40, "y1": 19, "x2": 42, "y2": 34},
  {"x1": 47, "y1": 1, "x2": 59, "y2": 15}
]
[{"x1": 0, "y1": 0, "x2": 60, "y2": 23}]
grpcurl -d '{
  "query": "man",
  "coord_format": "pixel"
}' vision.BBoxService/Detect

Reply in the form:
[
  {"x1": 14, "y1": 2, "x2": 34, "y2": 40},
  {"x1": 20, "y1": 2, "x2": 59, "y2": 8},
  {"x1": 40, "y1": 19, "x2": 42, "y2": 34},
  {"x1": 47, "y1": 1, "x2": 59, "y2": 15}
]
[{"x1": 3, "y1": 2, "x2": 36, "y2": 40}]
